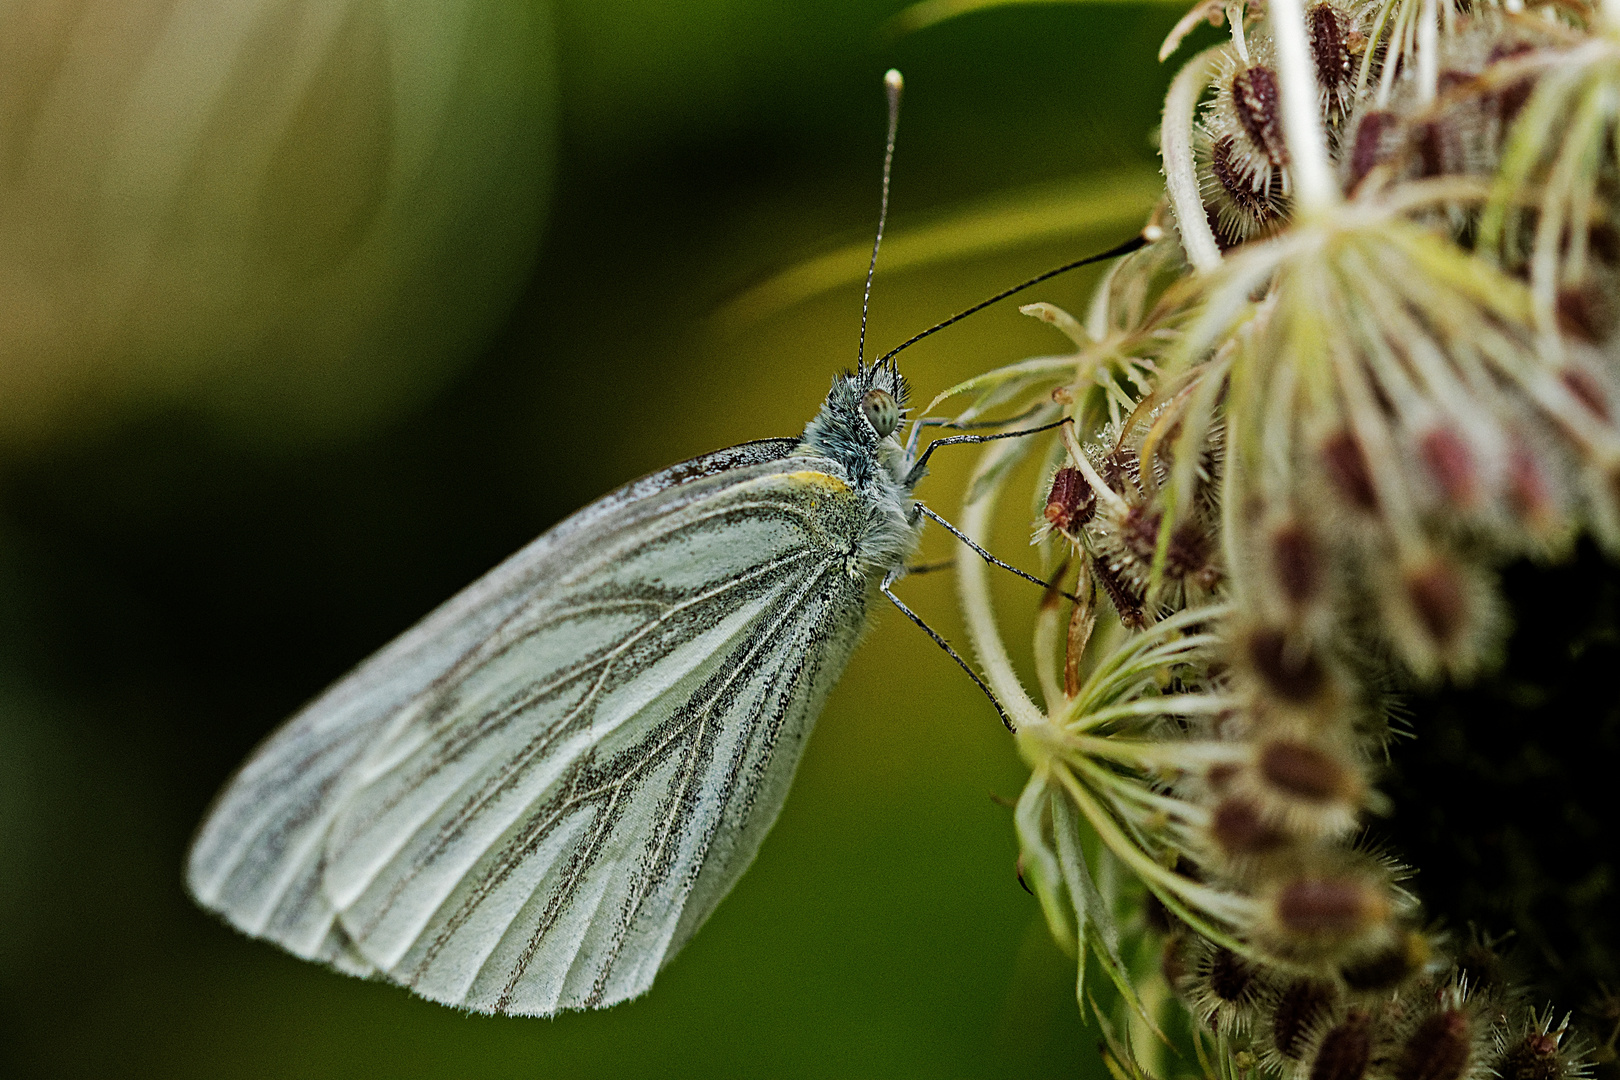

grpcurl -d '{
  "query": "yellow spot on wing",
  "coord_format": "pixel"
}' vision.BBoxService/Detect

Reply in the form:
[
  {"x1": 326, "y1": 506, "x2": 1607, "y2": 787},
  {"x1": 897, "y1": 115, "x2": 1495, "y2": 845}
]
[{"x1": 781, "y1": 470, "x2": 852, "y2": 495}]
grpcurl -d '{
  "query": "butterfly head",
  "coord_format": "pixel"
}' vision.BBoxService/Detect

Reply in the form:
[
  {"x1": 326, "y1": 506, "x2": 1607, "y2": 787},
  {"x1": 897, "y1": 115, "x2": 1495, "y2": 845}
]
[
  {"x1": 858, "y1": 359, "x2": 908, "y2": 438},
  {"x1": 800, "y1": 361, "x2": 914, "y2": 491}
]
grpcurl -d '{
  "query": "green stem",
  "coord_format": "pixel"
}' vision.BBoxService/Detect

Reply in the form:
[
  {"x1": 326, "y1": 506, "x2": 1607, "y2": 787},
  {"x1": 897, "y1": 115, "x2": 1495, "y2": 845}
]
[{"x1": 1051, "y1": 760, "x2": 1252, "y2": 924}]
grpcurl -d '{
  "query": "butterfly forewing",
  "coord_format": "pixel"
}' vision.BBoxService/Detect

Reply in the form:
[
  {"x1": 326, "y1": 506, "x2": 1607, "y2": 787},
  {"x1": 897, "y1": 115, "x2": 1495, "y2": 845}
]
[{"x1": 187, "y1": 440, "x2": 888, "y2": 1016}]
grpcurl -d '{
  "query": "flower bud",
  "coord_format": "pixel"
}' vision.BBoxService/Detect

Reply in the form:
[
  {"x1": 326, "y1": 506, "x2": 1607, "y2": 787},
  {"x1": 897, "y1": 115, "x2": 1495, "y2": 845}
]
[
  {"x1": 1044, "y1": 466, "x2": 1095, "y2": 538},
  {"x1": 1178, "y1": 938, "x2": 1268, "y2": 1034},
  {"x1": 1259, "y1": 740, "x2": 1358, "y2": 804},
  {"x1": 1269, "y1": 980, "x2": 1338, "y2": 1062},
  {"x1": 1240, "y1": 626, "x2": 1330, "y2": 706},
  {"x1": 1395, "y1": 1006, "x2": 1477, "y2": 1080},
  {"x1": 1505, "y1": 438, "x2": 1564, "y2": 539},
  {"x1": 1254, "y1": 870, "x2": 1396, "y2": 965},
  {"x1": 1209, "y1": 796, "x2": 1289, "y2": 858},
  {"x1": 1321, "y1": 431, "x2": 1380, "y2": 512},
  {"x1": 1309, "y1": 1009, "x2": 1376, "y2": 1080},
  {"x1": 1560, "y1": 366, "x2": 1611, "y2": 421},
  {"x1": 1419, "y1": 427, "x2": 1482, "y2": 509},
  {"x1": 1270, "y1": 520, "x2": 1326, "y2": 608},
  {"x1": 1381, "y1": 555, "x2": 1500, "y2": 680},
  {"x1": 1346, "y1": 110, "x2": 1400, "y2": 191},
  {"x1": 1274, "y1": 878, "x2": 1389, "y2": 936}
]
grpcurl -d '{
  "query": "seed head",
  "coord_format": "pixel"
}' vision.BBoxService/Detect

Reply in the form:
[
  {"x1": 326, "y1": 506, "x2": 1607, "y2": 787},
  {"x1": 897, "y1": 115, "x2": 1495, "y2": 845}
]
[
  {"x1": 1307, "y1": 4, "x2": 1358, "y2": 119},
  {"x1": 1204, "y1": 132, "x2": 1291, "y2": 247},
  {"x1": 1179, "y1": 938, "x2": 1270, "y2": 1034},
  {"x1": 1378, "y1": 553, "x2": 1502, "y2": 681},
  {"x1": 1234, "y1": 65, "x2": 1289, "y2": 169},
  {"x1": 1309, "y1": 1009, "x2": 1377, "y2": 1080},
  {"x1": 1494, "y1": 1008, "x2": 1591, "y2": 1080},
  {"x1": 1269, "y1": 980, "x2": 1340, "y2": 1064},
  {"x1": 1254, "y1": 867, "x2": 1397, "y2": 965},
  {"x1": 1396, "y1": 1005, "x2": 1477, "y2": 1080}
]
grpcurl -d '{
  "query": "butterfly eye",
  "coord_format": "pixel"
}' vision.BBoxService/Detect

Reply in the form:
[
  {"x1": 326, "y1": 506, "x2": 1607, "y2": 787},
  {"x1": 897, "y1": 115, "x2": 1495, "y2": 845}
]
[{"x1": 861, "y1": 388, "x2": 899, "y2": 439}]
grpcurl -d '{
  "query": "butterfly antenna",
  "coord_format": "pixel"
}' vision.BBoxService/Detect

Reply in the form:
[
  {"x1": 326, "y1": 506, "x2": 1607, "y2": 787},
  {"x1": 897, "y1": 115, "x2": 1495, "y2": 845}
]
[
  {"x1": 872, "y1": 229, "x2": 1156, "y2": 371},
  {"x1": 858, "y1": 69, "x2": 904, "y2": 381}
]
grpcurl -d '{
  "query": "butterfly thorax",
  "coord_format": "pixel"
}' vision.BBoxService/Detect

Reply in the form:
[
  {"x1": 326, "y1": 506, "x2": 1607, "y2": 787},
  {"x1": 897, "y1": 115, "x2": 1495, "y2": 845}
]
[{"x1": 796, "y1": 368, "x2": 921, "y2": 578}]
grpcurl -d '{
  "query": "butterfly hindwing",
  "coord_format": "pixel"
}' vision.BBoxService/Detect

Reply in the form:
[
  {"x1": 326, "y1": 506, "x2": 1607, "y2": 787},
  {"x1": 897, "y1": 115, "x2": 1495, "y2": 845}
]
[{"x1": 187, "y1": 440, "x2": 881, "y2": 1016}]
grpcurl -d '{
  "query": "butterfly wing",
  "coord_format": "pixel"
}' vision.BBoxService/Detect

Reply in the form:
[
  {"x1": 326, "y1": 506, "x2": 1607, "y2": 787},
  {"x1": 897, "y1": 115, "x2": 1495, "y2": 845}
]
[
  {"x1": 188, "y1": 439, "x2": 886, "y2": 1015},
  {"x1": 186, "y1": 440, "x2": 797, "y2": 969}
]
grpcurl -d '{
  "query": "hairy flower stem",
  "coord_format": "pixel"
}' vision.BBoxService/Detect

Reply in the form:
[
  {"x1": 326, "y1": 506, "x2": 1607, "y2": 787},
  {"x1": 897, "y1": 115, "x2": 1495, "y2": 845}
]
[
  {"x1": 958, "y1": 431, "x2": 1048, "y2": 733},
  {"x1": 1267, "y1": 0, "x2": 1338, "y2": 216},
  {"x1": 1164, "y1": 46, "x2": 1228, "y2": 271}
]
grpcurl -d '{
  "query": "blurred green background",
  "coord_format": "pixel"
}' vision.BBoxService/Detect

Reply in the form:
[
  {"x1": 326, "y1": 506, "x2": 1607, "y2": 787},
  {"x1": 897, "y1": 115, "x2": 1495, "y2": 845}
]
[{"x1": 0, "y1": 0, "x2": 1186, "y2": 1076}]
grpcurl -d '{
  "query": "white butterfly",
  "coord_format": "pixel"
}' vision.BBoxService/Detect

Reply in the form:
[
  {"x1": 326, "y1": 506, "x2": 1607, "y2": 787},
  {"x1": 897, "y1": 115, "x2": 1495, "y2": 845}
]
[
  {"x1": 185, "y1": 65, "x2": 1140, "y2": 1014},
  {"x1": 185, "y1": 359, "x2": 962, "y2": 1016}
]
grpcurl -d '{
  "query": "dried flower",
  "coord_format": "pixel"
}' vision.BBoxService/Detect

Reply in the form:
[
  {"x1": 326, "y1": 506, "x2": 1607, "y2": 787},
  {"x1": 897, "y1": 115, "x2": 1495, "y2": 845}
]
[{"x1": 902, "y1": 0, "x2": 1615, "y2": 1068}]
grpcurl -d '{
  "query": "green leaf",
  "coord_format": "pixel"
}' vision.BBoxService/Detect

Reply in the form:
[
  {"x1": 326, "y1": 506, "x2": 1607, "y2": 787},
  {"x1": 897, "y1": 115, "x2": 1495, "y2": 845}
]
[
  {"x1": 1092, "y1": 995, "x2": 1158, "y2": 1080},
  {"x1": 1051, "y1": 785, "x2": 1160, "y2": 1034},
  {"x1": 1015, "y1": 773, "x2": 1075, "y2": 954}
]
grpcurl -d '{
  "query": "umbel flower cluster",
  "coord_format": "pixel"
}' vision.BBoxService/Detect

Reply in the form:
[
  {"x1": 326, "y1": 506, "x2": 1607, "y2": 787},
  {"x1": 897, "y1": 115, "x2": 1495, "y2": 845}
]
[{"x1": 926, "y1": 0, "x2": 1620, "y2": 1076}]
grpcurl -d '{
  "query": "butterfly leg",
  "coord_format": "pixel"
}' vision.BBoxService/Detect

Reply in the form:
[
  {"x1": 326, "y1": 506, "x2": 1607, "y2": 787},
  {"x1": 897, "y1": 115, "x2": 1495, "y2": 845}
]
[
  {"x1": 903, "y1": 417, "x2": 1072, "y2": 489},
  {"x1": 901, "y1": 403, "x2": 1048, "y2": 457},
  {"x1": 911, "y1": 503, "x2": 1081, "y2": 604},
  {"x1": 881, "y1": 568, "x2": 1016, "y2": 732}
]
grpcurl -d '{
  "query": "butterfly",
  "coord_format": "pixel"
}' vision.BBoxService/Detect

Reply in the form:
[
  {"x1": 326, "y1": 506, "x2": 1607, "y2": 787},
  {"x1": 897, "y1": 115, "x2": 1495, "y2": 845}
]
[
  {"x1": 187, "y1": 353, "x2": 942, "y2": 1015},
  {"x1": 185, "y1": 69, "x2": 1146, "y2": 1017}
]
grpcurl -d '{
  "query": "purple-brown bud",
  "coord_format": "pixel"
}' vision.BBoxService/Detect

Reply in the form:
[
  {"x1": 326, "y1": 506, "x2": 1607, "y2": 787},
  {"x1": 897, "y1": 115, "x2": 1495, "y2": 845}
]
[
  {"x1": 1310, "y1": 1010, "x2": 1375, "y2": 1080},
  {"x1": 1561, "y1": 367, "x2": 1611, "y2": 420},
  {"x1": 1273, "y1": 981, "x2": 1338, "y2": 1060},
  {"x1": 1245, "y1": 627, "x2": 1328, "y2": 704},
  {"x1": 1272, "y1": 521, "x2": 1324, "y2": 606},
  {"x1": 1404, "y1": 562, "x2": 1468, "y2": 647},
  {"x1": 1395, "y1": 1008, "x2": 1474, "y2": 1080},
  {"x1": 1211, "y1": 797, "x2": 1289, "y2": 855},
  {"x1": 1259, "y1": 740, "x2": 1354, "y2": 803},
  {"x1": 1233, "y1": 66, "x2": 1289, "y2": 167},
  {"x1": 1044, "y1": 465, "x2": 1095, "y2": 538},
  {"x1": 1273, "y1": 876, "x2": 1390, "y2": 938},
  {"x1": 1348, "y1": 111, "x2": 1399, "y2": 192},
  {"x1": 1419, "y1": 428, "x2": 1479, "y2": 507},
  {"x1": 1322, "y1": 431, "x2": 1379, "y2": 511}
]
